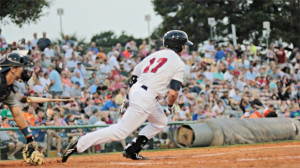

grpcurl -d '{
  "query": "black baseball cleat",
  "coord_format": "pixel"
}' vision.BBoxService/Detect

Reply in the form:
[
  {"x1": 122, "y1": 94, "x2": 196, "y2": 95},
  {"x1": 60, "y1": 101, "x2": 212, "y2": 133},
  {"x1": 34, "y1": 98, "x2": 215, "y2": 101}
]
[
  {"x1": 123, "y1": 151, "x2": 148, "y2": 160},
  {"x1": 62, "y1": 138, "x2": 78, "y2": 162}
]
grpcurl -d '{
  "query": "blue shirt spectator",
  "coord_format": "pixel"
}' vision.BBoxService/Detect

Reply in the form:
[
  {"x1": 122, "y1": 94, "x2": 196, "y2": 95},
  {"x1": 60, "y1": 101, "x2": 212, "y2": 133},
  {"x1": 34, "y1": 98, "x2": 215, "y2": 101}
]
[
  {"x1": 245, "y1": 68, "x2": 256, "y2": 80},
  {"x1": 71, "y1": 71, "x2": 85, "y2": 88},
  {"x1": 214, "y1": 47, "x2": 226, "y2": 62},
  {"x1": 49, "y1": 64, "x2": 63, "y2": 92},
  {"x1": 101, "y1": 95, "x2": 118, "y2": 111},
  {"x1": 88, "y1": 42, "x2": 98, "y2": 54}
]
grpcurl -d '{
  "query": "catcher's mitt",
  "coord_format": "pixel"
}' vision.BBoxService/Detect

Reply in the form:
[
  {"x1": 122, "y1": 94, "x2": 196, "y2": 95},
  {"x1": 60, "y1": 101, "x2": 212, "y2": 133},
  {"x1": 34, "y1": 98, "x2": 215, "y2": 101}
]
[{"x1": 22, "y1": 142, "x2": 45, "y2": 165}]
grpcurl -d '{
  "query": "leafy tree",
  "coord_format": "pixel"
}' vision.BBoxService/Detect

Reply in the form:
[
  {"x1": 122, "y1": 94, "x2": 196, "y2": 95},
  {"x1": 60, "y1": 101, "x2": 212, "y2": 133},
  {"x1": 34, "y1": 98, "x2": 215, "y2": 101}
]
[
  {"x1": 0, "y1": 0, "x2": 50, "y2": 26},
  {"x1": 152, "y1": 0, "x2": 300, "y2": 49},
  {"x1": 90, "y1": 31, "x2": 144, "y2": 50}
]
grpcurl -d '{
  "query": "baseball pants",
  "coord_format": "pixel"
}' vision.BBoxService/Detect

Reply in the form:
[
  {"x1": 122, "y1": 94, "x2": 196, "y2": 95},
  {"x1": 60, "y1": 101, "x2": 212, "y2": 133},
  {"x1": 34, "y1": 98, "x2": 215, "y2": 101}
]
[{"x1": 77, "y1": 83, "x2": 168, "y2": 153}]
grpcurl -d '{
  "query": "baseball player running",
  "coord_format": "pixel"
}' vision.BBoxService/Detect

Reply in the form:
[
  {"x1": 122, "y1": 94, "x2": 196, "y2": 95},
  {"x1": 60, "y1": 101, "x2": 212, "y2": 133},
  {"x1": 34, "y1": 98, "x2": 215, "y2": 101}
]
[
  {"x1": 0, "y1": 52, "x2": 45, "y2": 165},
  {"x1": 62, "y1": 30, "x2": 193, "y2": 162}
]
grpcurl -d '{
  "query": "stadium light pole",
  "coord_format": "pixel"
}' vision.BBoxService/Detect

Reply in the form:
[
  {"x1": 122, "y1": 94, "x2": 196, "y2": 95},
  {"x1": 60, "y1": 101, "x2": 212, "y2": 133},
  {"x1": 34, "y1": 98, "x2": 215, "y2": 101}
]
[
  {"x1": 57, "y1": 8, "x2": 64, "y2": 35},
  {"x1": 208, "y1": 17, "x2": 216, "y2": 40},
  {"x1": 263, "y1": 21, "x2": 270, "y2": 49},
  {"x1": 145, "y1": 14, "x2": 151, "y2": 45}
]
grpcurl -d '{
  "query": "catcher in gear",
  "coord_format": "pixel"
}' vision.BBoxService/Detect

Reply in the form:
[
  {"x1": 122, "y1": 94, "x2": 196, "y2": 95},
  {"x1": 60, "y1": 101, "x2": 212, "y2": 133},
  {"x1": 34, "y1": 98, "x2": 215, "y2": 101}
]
[{"x1": 0, "y1": 52, "x2": 45, "y2": 165}]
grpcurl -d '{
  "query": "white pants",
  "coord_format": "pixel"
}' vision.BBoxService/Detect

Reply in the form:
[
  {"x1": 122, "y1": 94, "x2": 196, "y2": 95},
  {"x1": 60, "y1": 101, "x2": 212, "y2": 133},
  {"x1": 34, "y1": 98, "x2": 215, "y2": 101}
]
[{"x1": 77, "y1": 83, "x2": 168, "y2": 153}]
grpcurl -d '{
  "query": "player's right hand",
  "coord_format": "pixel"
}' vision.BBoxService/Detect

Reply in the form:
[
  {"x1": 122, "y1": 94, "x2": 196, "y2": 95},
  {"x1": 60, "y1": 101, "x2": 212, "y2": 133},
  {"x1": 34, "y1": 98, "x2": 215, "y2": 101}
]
[{"x1": 167, "y1": 104, "x2": 175, "y2": 114}]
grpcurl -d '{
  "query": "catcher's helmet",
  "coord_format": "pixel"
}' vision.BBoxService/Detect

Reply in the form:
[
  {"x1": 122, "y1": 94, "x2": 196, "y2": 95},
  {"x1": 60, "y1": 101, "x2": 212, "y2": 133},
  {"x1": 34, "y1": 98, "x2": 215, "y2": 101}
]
[
  {"x1": 163, "y1": 30, "x2": 193, "y2": 53},
  {"x1": 0, "y1": 53, "x2": 29, "y2": 73}
]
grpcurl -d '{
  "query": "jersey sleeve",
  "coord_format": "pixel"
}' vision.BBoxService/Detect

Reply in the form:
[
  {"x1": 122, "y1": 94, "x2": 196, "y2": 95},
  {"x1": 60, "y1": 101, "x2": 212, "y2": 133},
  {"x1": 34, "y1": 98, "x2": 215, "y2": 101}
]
[{"x1": 171, "y1": 63, "x2": 185, "y2": 83}]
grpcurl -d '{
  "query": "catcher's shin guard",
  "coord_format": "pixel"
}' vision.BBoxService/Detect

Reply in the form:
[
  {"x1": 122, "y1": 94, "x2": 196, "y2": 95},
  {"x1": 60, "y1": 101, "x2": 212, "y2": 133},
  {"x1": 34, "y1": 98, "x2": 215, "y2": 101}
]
[{"x1": 123, "y1": 135, "x2": 148, "y2": 160}]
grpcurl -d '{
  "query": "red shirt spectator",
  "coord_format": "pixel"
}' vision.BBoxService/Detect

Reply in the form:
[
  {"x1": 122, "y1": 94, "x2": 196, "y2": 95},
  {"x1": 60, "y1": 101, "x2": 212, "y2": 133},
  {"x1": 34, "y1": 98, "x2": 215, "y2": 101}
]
[{"x1": 276, "y1": 47, "x2": 286, "y2": 63}]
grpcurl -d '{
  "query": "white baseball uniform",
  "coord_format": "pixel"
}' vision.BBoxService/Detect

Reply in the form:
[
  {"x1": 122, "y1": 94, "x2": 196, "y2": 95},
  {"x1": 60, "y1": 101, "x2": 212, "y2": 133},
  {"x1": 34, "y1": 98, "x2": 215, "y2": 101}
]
[{"x1": 76, "y1": 49, "x2": 185, "y2": 153}]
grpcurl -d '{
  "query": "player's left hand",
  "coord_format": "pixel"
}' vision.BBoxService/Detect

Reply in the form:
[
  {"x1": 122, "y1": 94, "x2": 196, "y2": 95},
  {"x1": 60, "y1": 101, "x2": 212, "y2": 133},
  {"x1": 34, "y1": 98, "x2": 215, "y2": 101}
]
[
  {"x1": 23, "y1": 141, "x2": 45, "y2": 165},
  {"x1": 119, "y1": 98, "x2": 129, "y2": 114}
]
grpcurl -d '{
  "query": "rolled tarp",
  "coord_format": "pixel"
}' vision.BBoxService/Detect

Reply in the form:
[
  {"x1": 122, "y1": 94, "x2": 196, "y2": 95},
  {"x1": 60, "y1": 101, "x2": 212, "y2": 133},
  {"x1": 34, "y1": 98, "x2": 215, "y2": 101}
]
[{"x1": 175, "y1": 118, "x2": 300, "y2": 147}]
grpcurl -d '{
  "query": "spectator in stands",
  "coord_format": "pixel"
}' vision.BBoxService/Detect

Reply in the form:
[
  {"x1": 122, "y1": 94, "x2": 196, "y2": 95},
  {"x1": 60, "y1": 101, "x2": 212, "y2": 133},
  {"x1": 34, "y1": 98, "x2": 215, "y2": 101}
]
[
  {"x1": 0, "y1": 118, "x2": 24, "y2": 160},
  {"x1": 32, "y1": 121, "x2": 48, "y2": 154},
  {"x1": 23, "y1": 106, "x2": 36, "y2": 126},
  {"x1": 44, "y1": 43, "x2": 54, "y2": 59},
  {"x1": 212, "y1": 100, "x2": 225, "y2": 116},
  {"x1": 214, "y1": 46, "x2": 226, "y2": 62},
  {"x1": 101, "y1": 94, "x2": 118, "y2": 111},
  {"x1": 115, "y1": 88, "x2": 126, "y2": 106},
  {"x1": 204, "y1": 39, "x2": 215, "y2": 58},
  {"x1": 220, "y1": 90, "x2": 230, "y2": 108},
  {"x1": 213, "y1": 65, "x2": 224, "y2": 83},
  {"x1": 49, "y1": 63, "x2": 63, "y2": 97},
  {"x1": 88, "y1": 42, "x2": 98, "y2": 54},
  {"x1": 192, "y1": 108, "x2": 204, "y2": 121},
  {"x1": 245, "y1": 66, "x2": 256, "y2": 81},
  {"x1": 101, "y1": 111, "x2": 114, "y2": 124},
  {"x1": 65, "y1": 118, "x2": 82, "y2": 143},
  {"x1": 276, "y1": 45, "x2": 287, "y2": 67},
  {"x1": 61, "y1": 35, "x2": 74, "y2": 47},
  {"x1": 1, "y1": 104, "x2": 13, "y2": 120},
  {"x1": 73, "y1": 62, "x2": 87, "y2": 79},
  {"x1": 31, "y1": 32, "x2": 39, "y2": 47},
  {"x1": 70, "y1": 82, "x2": 82, "y2": 101},
  {"x1": 90, "y1": 78, "x2": 100, "y2": 94},
  {"x1": 61, "y1": 71, "x2": 71, "y2": 87},
  {"x1": 84, "y1": 98, "x2": 100, "y2": 118},
  {"x1": 88, "y1": 109, "x2": 100, "y2": 125},
  {"x1": 289, "y1": 104, "x2": 300, "y2": 118},
  {"x1": 37, "y1": 32, "x2": 51, "y2": 51},
  {"x1": 71, "y1": 71, "x2": 85, "y2": 89},
  {"x1": 109, "y1": 51, "x2": 120, "y2": 77}
]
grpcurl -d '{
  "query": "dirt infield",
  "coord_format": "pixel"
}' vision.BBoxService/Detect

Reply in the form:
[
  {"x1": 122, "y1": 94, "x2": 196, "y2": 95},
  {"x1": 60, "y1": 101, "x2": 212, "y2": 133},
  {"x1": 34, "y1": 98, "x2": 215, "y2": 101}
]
[{"x1": 1, "y1": 141, "x2": 300, "y2": 168}]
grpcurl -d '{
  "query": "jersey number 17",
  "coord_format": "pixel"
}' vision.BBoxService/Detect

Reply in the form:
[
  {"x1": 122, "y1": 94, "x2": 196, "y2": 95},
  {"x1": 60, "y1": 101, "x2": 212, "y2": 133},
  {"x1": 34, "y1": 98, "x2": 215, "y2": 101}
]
[{"x1": 143, "y1": 57, "x2": 168, "y2": 73}]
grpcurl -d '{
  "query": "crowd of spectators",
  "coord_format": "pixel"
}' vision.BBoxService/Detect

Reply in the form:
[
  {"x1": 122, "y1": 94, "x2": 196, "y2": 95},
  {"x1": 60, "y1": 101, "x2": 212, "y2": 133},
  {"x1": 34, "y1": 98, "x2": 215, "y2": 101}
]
[{"x1": 1, "y1": 29, "x2": 300, "y2": 158}]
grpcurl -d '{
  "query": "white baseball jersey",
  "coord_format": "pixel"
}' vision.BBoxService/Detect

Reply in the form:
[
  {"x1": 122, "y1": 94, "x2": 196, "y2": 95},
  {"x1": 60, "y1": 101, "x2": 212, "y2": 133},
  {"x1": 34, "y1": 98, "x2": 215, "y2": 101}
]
[{"x1": 133, "y1": 49, "x2": 185, "y2": 97}]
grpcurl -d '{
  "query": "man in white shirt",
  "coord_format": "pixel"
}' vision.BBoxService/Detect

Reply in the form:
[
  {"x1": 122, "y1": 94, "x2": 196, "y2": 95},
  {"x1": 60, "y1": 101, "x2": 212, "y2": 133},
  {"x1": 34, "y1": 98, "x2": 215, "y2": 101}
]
[
  {"x1": 212, "y1": 100, "x2": 225, "y2": 116},
  {"x1": 62, "y1": 42, "x2": 73, "y2": 59},
  {"x1": 31, "y1": 32, "x2": 39, "y2": 47},
  {"x1": 43, "y1": 44, "x2": 54, "y2": 59},
  {"x1": 224, "y1": 67, "x2": 234, "y2": 81},
  {"x1": 100, "y1": 59, "x2": 111, "y2": 80},
  {"x1": 204, "y1": 40, "x2": 215, "y2": 58},
  {"x1": 40, "y1": 72, "x2": 50, "y2": 89},
  {"x1": 66, "y1": 55, "x2": 79, "y2": 70},
  {"x1": 108, "y1": 51, "x2": 120, "y2": 71},
  {"x1": 203, "y1": 66, "x2": 214, "y2": 81}
]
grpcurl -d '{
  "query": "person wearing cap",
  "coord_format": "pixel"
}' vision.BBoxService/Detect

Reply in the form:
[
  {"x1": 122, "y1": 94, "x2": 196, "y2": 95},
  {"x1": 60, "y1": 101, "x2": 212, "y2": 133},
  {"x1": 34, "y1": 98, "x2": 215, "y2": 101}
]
[
  {"x1": 49, "y1": 63, "x2": 63, "y2": 97},
  {"x1": 0, "y1": 52, "x2": 45, "y2": 164}
]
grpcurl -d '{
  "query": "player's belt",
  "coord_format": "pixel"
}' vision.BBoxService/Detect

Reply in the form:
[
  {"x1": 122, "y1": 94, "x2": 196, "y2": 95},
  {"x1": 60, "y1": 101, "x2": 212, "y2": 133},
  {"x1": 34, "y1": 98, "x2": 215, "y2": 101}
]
[{"x1": 141, "y1": 85, "x2": 159, "y2": 100}]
